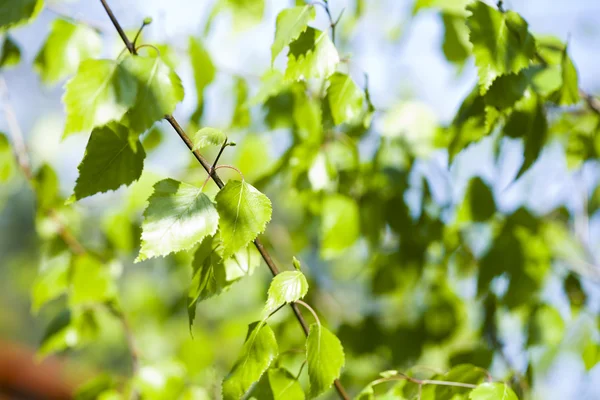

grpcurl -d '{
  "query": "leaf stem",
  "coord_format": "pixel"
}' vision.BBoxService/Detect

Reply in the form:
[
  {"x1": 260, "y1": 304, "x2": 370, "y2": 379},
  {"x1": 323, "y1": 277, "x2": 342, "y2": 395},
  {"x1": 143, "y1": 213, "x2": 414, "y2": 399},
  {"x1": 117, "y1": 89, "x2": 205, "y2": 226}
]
[
  {"x1": 98, "y1": 3, "x2": 350, "y2": 398},
  {"x1": 294, "y1": 300, "x2": 321, "y2": 327},
  {"x1": 132, "y1": 18, "x2": 151, "y2": 48},
  {"x1": 214, "y1": 165, "x2": 245, "y2": 181}
]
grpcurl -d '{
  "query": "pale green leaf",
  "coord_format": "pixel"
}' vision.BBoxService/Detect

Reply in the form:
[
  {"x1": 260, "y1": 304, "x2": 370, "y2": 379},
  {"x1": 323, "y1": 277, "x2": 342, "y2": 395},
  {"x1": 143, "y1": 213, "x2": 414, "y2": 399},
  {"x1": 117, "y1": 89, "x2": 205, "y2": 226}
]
[
  {"x1": 0, "y1": 35, "x2": 21, "y2": 68},
  {"x1": 265, "y1": 270, "x2": 308, "y2": 313},
  {"x1": 215, "y1": 180, "x2": 272, "y2": 258},
  {"x1": 327, "y1": 72, "x2": 365, "y2": 125},
  {"x1": 549, "y1": 48, "x2": 580, "y2": 106},
  {"x1": 0, "y1": 132, "x2": 15, "y2": 182},
  {"x1": 484, "y1": 72, "x2": 528, "y2": 109},
  {"x1": 33, "y1": 164, "x2": 61, "y2": 210},
  {"x1": 293, "y1": 85, "x2": 322, "y2": 143},
  {"x1": 413, "y1": 0, "x2": 469, "y2": 16},
  {"x1": 222, "y1": 321, "x2": 279, "y2": 400},
  {"x1": 70, "y1": 124, "x2": 145, "y2": 202},
  {"x1": 189, "y1": 37, "x2": 215, "y2": 120},
  {"x1": 39, "y1": 309, "x2": 98, "y2": 357},
  {"x1": 271, "y1": 5, "x2": 316, "y2": 64},
  {"x1": 221, "y1": 0, "x2": 265, "y2": 31},
  {"x1": 467, "y1": 1, "x2": 535, "y2": 93},
  {"x1": 63, "y1": 59, "x2": 138, "y2": 137},
  {"x1": 120, "y1": 55, "x2": 184, "y2": 134},
  {"x1": 381, "y1": 101, "x2": 438, "y2": 158},
  {"x1": 31, "y1": 252, "x2": 70, "y2": 313},
  {"x1": 232, "y1": 77, "x2": 250, "y2": 128},
  {"x1": 0, "y1": 0, "x2": 43, "y2": 30},
  {"x1": 435, "y1": 364, "x2": 487, "y2": 400},
  {"x1": 134, "y1": 362, "x2": 187, "y2": 400},
  {"x1": 192, "y1": 127, "x2": 226, "y2": 149},
  {"x1": 285, "y1": 27, "x2": 339, "y2": 82},
  {"x1": 524, "y1": 65, "x2": 562, "y2": 97},
  {"x1": 469, "y1": 383, "x2": 518, "y2": 400},
  {"x1": 306, "y1": 323, "x2": 345, "y2": 398},
  {"x1": 70, "y1": 254, "x2": 117, "y2": 306},
  {"x1": 321, "y1": 194, "x2": 360, "y2": 259},
  {"x1": 137, "y1": 179, "x2": 219, "y2": 261},
  {"x1": 268, "y1": 368, "x2": 305, "y2": 400},
  {"x1": 222, "y1": 243, "x2": 261, "y2": 282},
  {"x1": 34, "y1": 19, "x2": 102, "y2": 84}
]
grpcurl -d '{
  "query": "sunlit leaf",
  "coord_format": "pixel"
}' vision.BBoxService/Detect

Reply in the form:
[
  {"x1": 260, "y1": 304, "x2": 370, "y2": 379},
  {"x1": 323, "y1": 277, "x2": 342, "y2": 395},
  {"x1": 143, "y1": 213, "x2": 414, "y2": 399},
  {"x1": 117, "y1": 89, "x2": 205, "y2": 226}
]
[
  {"x1": 137, "y1": 179, "x2": 219, "y2": 261},
  {"x1": 222, "y1": 321, "x2": 278, "y2": 400},
  {"x1": 232, "y1": 77, "x2": 250, "y2": 128},
  {"x1": 264, "y1": 270, "x2": 308, "y2": 313},
  {"x1": 0, "y1": 132, "x2": 15, "y2": 182},
  {"x1": 469, "y1": 382, "x2": 518, "y2": 400},
  {"x1": 267, "y1": 368, "x2": 305, "y2": 400},
  {"x1": 327, "y1": 72, "x2": 365, "y2": 126},
  {"x1": 271, "y1": 5, "x2": 316, "y2": 64},
  {"x1": 189, "y1": 37, "x2": 215, "y2": 121},
  {"x1": 192, "y1": 127, "x2": 227, "y2": 149},
  {"x1": 306, "y1": 323, "x2": 345, "y2": 398},
  {"x1": 34, "y1": 19, "x2": 102, "y2": 84},
  {"x1": 549, "y1": 47, "x2": 580, "y2": 106},
  {"x1": 441, "y1": 14, "x2": 471, "y2": 65},
  {"x1": 70, "y1": 254, "x2": 117, "y2": 306},
  {"x1": 31, "y1": 252, "x2": 70, "y2": 313},
  {"x1": 321, "y1": 194, "x2": 360, "y2": 259},
  {"x1": 39, "y1": 309, "x2": 99, "y2": 357},
  {"x1": 285, "y1": 27, "x2": 339, "y2": 81}
]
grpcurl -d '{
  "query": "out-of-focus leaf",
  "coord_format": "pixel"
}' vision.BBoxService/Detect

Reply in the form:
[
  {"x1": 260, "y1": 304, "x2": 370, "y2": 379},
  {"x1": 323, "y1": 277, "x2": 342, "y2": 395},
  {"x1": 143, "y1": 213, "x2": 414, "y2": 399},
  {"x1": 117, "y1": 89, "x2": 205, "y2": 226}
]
[
  {"x1": 271, "y1": 5, "x2": 316, "y2": 64},
  {"x1": 31, "y1": 252, "x2": 70, "y2": 313},
  {"x1": 189, "y1": 37, "x2": 215, "y2": 121},
  {"x1": 413, "y1": 0, "x2": 469, "y2": 16},
  {"x1": 0, "y1": 0, "x2": 43, "y2": 30},
  {"x1": 135, "y1": 362, "x2": 187, "y2": 400},
  {"x1": 285, "y1": 27, "x2": 339, "y2": 81},
  {"x1": 69, "y1": 124, "x2": 145, "y2": 202},
  {"x1": 467, "y1": 1, "x2": 535, "y2": 93},
  {"x1": 0, "y1": 35, "x2": 21, "y2": 68},
  {"x1": 441, "y1": 13, "x2": 470, "y2": 65},
  {"x1": 0, "y1": 132, "x2": 15, "y2": 182},
  {"x1": 382, "y1": 101, "x2": 437, "y2": 158},
  {"x1": 456, "y1": 177, "x2": 496, "y2": 223},
  {"x1": 434, "y1": 364, "x2": 487, "y2": 400},
  {"x1": 527, "y1": 305, "x2": 565, "y2": 346},
  {"x1": 268, "y1": 368, "x2": 305, "y2": 400},
  {"x1": 222, "y1": 321, "x2": 279, "y2": 400},
  {"x1": 192, "y1": 127, "x2": 227, "y2": 149},
  {"x1": 215, "y1": 180, "x2": 272, "y2": 258},
  {"x1": 137, "y1": 179, "x2": 219, "y2": 261},
  {"x1": 321, "y1": 194, "x2": 360, "y2": 259},
  {"x1": 468, "y1": 382, "x2": 518, "y2": 400},
  {"x1": 306, "y1": 323, "x2": 345, "y2": 398},
  {"x1": 34, "y1": 19, "x2": 102, "y2": 84},
  {"x1": 293, "y1": 85, "x2": 322, "y2": 143},
  {"x1": 327, "y1": 72, "x2": 365, "y2": 126},
  {"x1": 231, "y1": 77, "x2": 250, "y2": 128},
  {"x1": 39, "y1": 309, "x2": 99, "y2": 357},
  {"x1": 220, "y1": 0, "x2": 265, "y2": 31},
  {"x1": 549, "y1": 47, "x2": 580, "y2": 106}
]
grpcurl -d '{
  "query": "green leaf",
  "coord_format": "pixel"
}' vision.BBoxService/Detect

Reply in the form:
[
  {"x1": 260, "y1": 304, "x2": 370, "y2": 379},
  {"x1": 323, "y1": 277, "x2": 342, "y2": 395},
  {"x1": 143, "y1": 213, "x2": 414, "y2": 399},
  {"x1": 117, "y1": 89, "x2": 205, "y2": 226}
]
[
  {"x1": 33, "y1": 163, "x2": 61, "y2": 210},
  {"x1": 31, "y1": 252, "x2": 70, "y2": 313},
  {"x1": 0, "y1": 0, "x2": 43, "y2": 30},
  {"x1": 381, "y1": 101, "x2": 438, "y2": 158},
  {"x1": 271, "y1": 5, "x2": 316, "y2": 64},
  {"x1": 321, "y1": 194, "x2": 360, "y2": 259},
  {"x1": 63, "y1": 59, "x2": 138, "y2": 137},
  {"x1": 457, "y1": 177, "x2": 496, "y2": 223},
  {"x1": 120, "y1": 55, "x2": 184, "y2": 134},
  {"x1": 503, "y1": 93, "x2": 547, "y2": 177},
  {"x1": 39, "y1": 309, "x2": 99, "y2": 357},
  {"x1": 0, "y1": 132, "x2": 15, "y2": 182},
  {"x1": 327, "y1": 72, "x2": 365, "y2": 126},
  {"x1": 413, "y1": 0, "x2": 469, "y2": 16},
  {"x1": 232, "y1": 77, "x2": 250, "y2": 128},
  {"x1": 0, "y1": 35, "x2": 21, "y2": 68},
  {"x1": 265, "y1": 270, "x2": 308, "y2": 313},
  {"x1": 293, "y1": 85, "x2": 323, "y2": 143},
  {"x1": 524, "y1": 65, "x2": 562, "y2": 97},
  {"x1": 469, "y1": 383, "x2": 518, "y2": 400},
  {"x1": 188, "y1": 236, "x2": 223, "y2": 327},
  {"x1": 137, "y1": 179, "x2": 219, "y2": 261},
  {"x1": 70, "y1": 124, "x2": 145, "y2": 202},
  {"x1": 222, "y1": 243, "x2": 261, "y2": 282},
  {"x1": 222, "y1": 321, "x2": 279, "y2": 400},
  {"x1": 268, "y1": 368, "x2": 305, "y2": 400},
  {"x1": 34, "y1": 20, "x2": 102, "y2": 84},
  {"x1": 549, "y1": 48, "x2": 580, "y2": 106},
  {"x1": 70, "y1": 254, "x2": 117, "y2": 306},
  {"x1": 484, "y1": 72, "x2": 528, "y2": 109},
  {"x1": 220, "y1": 0, "x2": 265, "y2": 31},
  {"x1": 467, "y1": 1, "x2": 535, "y2": 93},
  {"x1": 441, "y1": 14, "x2": 471, "y2": 65},
  {"x1": 189, "y1": 37, "x2": 215, "y2": 121},
  {"x1": 285, "y1": 27, "x2": 339, "y2": 82},
  {"x1": 192, "y1": 127, "x2": 227, "y2": 150},
  {"x1": 306, "y1": 323, "x2": 345, "y2": 398},
  {"x1": 215, "y1": 180, "x2": 272, "y2": 258},
  {"x1": 434, "y1": 364, "x2": 487, "y2": 400}
]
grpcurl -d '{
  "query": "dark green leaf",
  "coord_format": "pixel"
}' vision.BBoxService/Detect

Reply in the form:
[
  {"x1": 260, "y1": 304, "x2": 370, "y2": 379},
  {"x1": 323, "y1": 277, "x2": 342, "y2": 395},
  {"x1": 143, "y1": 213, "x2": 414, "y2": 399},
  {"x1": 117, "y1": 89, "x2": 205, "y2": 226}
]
[
  {"x1": 321, "y1": 194, "x2": 360, "y2": 259},
  {"x1": 0, "y1": 0, "x2": 43, "y2": 30},
  {"x1": 0, "y1": 35, "x2": 21, "y2": 68},
  {"x1": 189, "y1": 37, "x2": 215, "y2": 121}
]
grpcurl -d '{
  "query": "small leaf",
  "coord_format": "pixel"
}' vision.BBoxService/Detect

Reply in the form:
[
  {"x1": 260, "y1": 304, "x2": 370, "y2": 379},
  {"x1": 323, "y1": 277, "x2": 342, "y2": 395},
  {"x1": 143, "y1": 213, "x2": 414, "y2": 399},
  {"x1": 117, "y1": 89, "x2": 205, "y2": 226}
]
[
  {"x1": 435, "y1": 364, "x2": 487, "y2": 400},
  {"x1": 220, "y1": 0, "x2": 265, "y2": 31},
  {"x1": 327, "y1": 72, "x2": 365, "y2": 126},
  {"x1": 265, "y1": 271, "x2": 308, "y2": 313},
  {"x1": 268, "y1": 368, "x2": 305, "y2": 400},
  {"x1": 70, "y1": 254, "x2": 117, "y2": 307},
  {"x1": 285, "y1": 27, "x2": 339, "y2": 82},
  {"x1": 120, "y1": 55, "x2": 184, "y2": 134},
  {"x1": 0, "y1": 132, "x2": 15, "y2": 182},
  {"x1": 306, "y1": 323, "x2": 345, "y2": 398},
  {"x1": 63, "y1": 58, "x2": 138, "y2": 137},
  {"x1": 34, "y1": 20, "x2": 102, "y2": 84},
  {"x1": 0, "y1": 35, "x2": 21, "y2": 68},
  {"x1": 192, "y1": 127, "x2": 226, "y2": 150},
  {"x1": 222, "y1": 321, "x2": 279, "y2": 400},
  {"x1": 271, "y1": 5, "x2": 316, "y2": 64},
  {"x1": 467, "y1": 1, "x2": 536, "y2": 93},
  {"x1": 549, "y1": 47, "x2": 580, "y2": 106},
  {"x1": 188, "y1": 236, "x2": 224, "y2": 327},
  {"x1": 70, "y1": 124, "x2": 145, "y2": 202},
  {"x1": 215, "y1": 180, "x2": 272, "y2": 258},
  {"x1": 38, "y1": 309, "x2": 99, "y2": 357},
  {"x1": 469, "y1": 382, "x2": 518, "y2": 400},
  {"x1": 0, "y1": 0, "x2": 43, "y2": 30},
  {"x1": 321, "y1": 194, "x2": 360, "y2": 259},
  {"x1": 189, "y1": 37, "x2": 215, "y2": 121},
  {"x1": 31, "y1": 252, "x2": 71, "y2": 313},
  {"x1": 137, "y1": 179, "x2": 219, "y2": 261},
  {"x1": 231, "y1": 77, "x2": 250, "y2": 128},
  {"x1": 441, "y1": 13, "x2": 471, "y2": 65}
]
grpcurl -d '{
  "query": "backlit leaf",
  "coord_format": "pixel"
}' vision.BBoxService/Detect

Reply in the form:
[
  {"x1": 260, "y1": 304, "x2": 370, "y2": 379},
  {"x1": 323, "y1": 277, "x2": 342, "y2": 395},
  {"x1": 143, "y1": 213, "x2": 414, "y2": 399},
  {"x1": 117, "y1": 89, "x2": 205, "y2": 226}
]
[
  {"x1": 549, "y1": 47, "x2": 580, "y2": 106},
  {"x1": 189, "y1": 37, "x2": 215, "y2": 121},
  {"x1": 321, "y1": 194, "x2": 360, "y2": 259},
  {"x1": 271, "y1": 5, "x2": 316, "y2": 64},
  {"x1": 285, "y1": 27, "x2": 339, "y2": 82},
  {"x1": 215, "y1": 180, "x2": 272, "y2": 258},
  {"x1": 264, "y1": 270, "x2": 308, "y2": 313},
  {"x1": 192, "y1": 127, "x2": 226, "y2": 149},
  {"x1": 469, "y1": 383, "x2": 518, "y2": 400},
  {"x1": 0, "y1": 132, "x2": 15, "y2": 182},
  {"x1": 327, "y1": 72, "x2": 365, "y2": 126},
  {"x1": 306, "y1": 323, "x2": 345, "y2": 398},
  {"x1": 137, "y1": 179, "x2": 219, "y2": 261},
  {"x1": 70, "y1": 254, "x2": 117, "y2": 306},
  {"x1": 268, "y1": 368, "x2": 305, "y2": 400},
  {"x1": 31, "y1": 252, "x2": 70, "y2": 313}
]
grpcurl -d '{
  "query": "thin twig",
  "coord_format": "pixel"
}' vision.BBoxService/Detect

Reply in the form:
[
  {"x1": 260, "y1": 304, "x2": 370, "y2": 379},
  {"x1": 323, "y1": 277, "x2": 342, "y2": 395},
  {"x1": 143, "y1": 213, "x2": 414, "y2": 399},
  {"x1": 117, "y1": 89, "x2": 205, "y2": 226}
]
[
  {"x1": 98, "y1": 3, "x2": 349, "y2": 398},
  {"x1": 294, "y1": 300, "x2": 321, "y2": 327},
  {"x1": 211, "y1": 139, "x2": 229, "y2": 172}
]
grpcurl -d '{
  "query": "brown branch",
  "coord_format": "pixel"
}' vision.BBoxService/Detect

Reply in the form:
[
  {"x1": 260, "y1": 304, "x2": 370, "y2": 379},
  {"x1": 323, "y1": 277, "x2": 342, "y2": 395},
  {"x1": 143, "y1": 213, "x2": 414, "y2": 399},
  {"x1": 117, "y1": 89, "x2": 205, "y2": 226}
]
[
  {"x1": 0, "y1": 76, "x2": 140, "y2": 385},
  {"x1": 98, "y1": 2, "x2": 350, "y2": 398}
]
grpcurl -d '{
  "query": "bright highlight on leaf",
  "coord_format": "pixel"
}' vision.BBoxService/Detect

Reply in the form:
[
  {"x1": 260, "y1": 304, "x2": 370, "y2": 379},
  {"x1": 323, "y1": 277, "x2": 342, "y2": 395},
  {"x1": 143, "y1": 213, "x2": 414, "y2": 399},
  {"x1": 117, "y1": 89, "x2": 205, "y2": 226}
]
[
  {"x1": 467, "y1": 1, "x2": 535, "y2": 93},
  {"x1": 265, "y1": 270, "x2": 308, "y2": 314},
  {"x1": 70, "y1": 124, "x2": 145, "y2": 202},
  {"x1": 222, "y1": 321, "x2": 278, "y2": 400},
  {"x1": 215, "y1": 180, "x2": 272, "y2": 258},
  {"x1": 63, "y1": 59, "x2": 138, "y2": 137},
  {"x1": 327, "y1": 72, "x2": 365, "y2": 126},
  {"x1": 267, "y1": 368, "x2": 305, "y2": 400},
  {"x1": 34, "y1": 19, "x2": 102, "y2": 85},
  {"x1": 271, "y1": 5, "x2": 316, "y2": 64},
  {"x1": 285, "y1": 27, "x2": 339, "y2": 82},
  {"x1": 192, "y1": 127, "x2": 226, "y2": 149},
  {"x1": 469, "y1": 382, "x2": 518, "y2": 400},
  {"x1": 137, "y1": 179, "x2": 219, "y2": 262},
  {"x1": 120, "y1": 55, "x2": 184, "y2": 134},
  {"x1": 306, "y1": 323, "x2": 345, "y2": 398}
]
